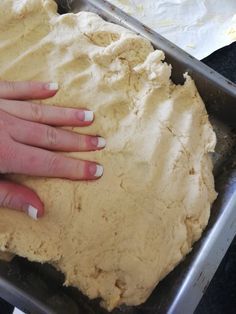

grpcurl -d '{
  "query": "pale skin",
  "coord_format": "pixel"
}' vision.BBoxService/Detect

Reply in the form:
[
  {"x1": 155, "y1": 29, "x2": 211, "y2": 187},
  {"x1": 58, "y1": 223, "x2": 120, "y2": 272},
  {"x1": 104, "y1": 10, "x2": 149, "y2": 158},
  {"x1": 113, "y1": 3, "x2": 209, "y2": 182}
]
[{"x1": 0, "y1": 81, "x2": 105, "y2": 220}]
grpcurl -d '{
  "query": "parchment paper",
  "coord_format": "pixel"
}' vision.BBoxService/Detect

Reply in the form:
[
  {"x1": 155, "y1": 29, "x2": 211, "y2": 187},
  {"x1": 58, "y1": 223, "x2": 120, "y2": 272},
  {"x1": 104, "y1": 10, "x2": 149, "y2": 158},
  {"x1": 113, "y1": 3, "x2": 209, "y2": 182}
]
[{"x1": 108, "y1": 0, "x2": 236, "y2": 59}]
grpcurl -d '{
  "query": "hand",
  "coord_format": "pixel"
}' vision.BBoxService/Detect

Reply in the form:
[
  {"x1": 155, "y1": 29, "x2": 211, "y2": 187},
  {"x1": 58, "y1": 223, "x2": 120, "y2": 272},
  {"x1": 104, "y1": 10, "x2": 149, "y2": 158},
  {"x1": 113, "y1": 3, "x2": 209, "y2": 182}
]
[{"x1": 0, "y1": 81, "x2": 105, "y2": 220}]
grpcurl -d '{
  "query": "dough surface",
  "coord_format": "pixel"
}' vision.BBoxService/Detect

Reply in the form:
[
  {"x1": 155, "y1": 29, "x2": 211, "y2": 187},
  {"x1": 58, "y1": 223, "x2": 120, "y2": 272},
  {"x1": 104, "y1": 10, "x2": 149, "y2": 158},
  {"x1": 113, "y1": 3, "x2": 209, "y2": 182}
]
[{"x1": 0, "y1": 0, "x2": 217, "y2": 310}]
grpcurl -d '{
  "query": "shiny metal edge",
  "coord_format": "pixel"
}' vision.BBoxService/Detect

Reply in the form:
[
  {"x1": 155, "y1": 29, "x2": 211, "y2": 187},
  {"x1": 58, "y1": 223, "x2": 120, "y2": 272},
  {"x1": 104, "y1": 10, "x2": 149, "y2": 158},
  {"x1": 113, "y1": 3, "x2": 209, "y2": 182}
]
[
  {"x1": 168, "y1": 179, "x2": 236, "y2": 314},
  {"x1": 0, "y1": 276, "x2": 51, "y2": 314}
]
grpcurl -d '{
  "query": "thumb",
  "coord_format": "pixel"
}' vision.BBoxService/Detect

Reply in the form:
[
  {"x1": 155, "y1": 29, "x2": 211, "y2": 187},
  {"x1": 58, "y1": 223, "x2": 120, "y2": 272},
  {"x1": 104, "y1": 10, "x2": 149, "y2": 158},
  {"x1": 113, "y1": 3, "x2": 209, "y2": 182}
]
[{"x1": 0, "y1": 181, "x2": 44, "y2": 220}]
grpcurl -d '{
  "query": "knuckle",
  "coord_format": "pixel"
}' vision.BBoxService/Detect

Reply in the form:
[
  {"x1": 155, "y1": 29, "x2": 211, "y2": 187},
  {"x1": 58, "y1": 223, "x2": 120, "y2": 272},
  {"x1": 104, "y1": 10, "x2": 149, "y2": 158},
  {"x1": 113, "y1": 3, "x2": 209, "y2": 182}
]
[
  {"x1": 27, "y1": 81, "x2": 36, "y2": 90},
  {"x1": 0, "y1": 138, "x2": 15, "y2": 174},
  {"x1": 77, "y1": 134, "x2": 83, "y2": 148},
  {"x1": 30, "y1": 102, "x2": 43, "y2": 122},
  {"x1": 61, "y1": 107, "x2": 69, "y2": 118},
  {"x1": 74, "y1": 160, "x2": 85, "y2": 179},
  {"x1": 46, "y1": 127, "x2": 58, "y2": 147},
  {"x1": 4, "y1": 81, "x2": 16, "y2": 93},
  {"x1": 1, "y1": 191, "x2": 14, "y2": 209},
  {"x1": 0, "y1": 109, "x2": 11, "y2": 130},
  {"x1": 46, "y1": 154, "x2": 60, "y2": 174}
]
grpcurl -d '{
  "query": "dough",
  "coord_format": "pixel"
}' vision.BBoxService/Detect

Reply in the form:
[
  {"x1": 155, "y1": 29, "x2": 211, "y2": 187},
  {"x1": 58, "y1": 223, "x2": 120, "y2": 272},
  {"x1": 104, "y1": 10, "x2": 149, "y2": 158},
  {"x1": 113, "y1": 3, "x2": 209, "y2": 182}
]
[{"x1": 0, "y1": 0, "x2": 217, "y2": 310}]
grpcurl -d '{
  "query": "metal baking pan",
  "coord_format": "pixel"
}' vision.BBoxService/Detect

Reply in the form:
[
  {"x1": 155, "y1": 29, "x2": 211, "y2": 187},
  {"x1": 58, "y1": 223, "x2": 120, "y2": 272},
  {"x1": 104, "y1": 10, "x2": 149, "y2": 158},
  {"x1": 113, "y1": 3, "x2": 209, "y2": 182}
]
[{"x1": 0, "y1": 1, "x2": 235, "y2": 313}]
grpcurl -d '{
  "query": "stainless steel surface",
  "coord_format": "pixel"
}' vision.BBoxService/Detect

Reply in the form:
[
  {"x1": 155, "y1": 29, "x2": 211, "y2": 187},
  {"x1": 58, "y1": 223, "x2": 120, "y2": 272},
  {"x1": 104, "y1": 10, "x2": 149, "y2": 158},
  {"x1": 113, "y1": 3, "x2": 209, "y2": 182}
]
[
  {"x1": 0, "y1": 1, "x2": 235, "y2": 313},
  {"x1": 168, "y1": 181, "x2": 236, "y2": 314}
]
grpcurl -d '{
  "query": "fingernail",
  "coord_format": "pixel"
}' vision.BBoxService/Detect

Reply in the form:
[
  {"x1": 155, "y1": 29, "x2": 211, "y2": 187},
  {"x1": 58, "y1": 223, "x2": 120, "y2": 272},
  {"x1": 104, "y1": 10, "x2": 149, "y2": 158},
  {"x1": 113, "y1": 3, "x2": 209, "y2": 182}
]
[
  {"x1": 76, "y1": 110, "x2": 94, "y2": 122},
  {"x1": 97, "y1": 137, "x2": 106, "y2": 148},
  {"x1": 91, "y1": 137, "x2": 106, "y2": 148},
  {"x1": 46, "y1": 82, "x2": 59, "y2": 91},
  {"x1": 27, "y1": 205, "x2": 38, "y2": 220},
  {"x1": 95, "y1": 165, "x2": 104, "y2": 177},
  {"x1": 89, "y1": 164, "x2": 104, "y2": 177},
  {"x1": 84, "y1": 110, "x2": 94, "y2": 122}
]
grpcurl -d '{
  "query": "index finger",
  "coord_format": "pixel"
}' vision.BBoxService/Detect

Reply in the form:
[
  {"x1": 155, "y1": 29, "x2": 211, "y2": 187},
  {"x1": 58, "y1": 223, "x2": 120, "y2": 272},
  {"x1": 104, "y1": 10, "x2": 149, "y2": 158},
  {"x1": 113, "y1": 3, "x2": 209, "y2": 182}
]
[{"x1": 0, "y1": 81, "x2": 58, "y2": 100}]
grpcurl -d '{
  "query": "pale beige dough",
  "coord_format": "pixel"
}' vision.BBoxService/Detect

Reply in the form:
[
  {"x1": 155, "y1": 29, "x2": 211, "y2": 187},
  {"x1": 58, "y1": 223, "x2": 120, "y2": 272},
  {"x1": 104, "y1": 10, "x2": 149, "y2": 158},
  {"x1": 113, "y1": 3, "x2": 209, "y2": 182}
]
[{"x1": 0, "y1": 0, "x2": 217, "y2": 310}]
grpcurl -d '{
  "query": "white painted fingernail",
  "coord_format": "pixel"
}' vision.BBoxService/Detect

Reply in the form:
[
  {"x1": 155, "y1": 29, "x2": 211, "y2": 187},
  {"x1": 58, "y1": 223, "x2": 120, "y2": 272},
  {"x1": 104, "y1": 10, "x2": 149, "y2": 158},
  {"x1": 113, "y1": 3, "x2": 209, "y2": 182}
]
[
  {"x1": 27, "y1": 205, "x2": 38, "y2": 220},
  {"x1": 46, "y1": 82, "x2": 59, "y2": 91},
  {"x1": 84, "y1": 111, "x2": 94, "y2": 122},
  {"x1": 97, "y1": 137, "x2": 106, "y2": 148},
  {"x1": 95, "y1": 165, "x2": 104, "y2": 177}
]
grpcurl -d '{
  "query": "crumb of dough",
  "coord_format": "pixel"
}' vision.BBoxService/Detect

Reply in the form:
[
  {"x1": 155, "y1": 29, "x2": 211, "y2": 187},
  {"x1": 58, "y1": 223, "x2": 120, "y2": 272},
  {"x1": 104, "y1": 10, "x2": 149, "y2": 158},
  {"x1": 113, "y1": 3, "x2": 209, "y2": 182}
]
[{"x1": 0, "y1": 0, "x2": 217, "y2": 311}]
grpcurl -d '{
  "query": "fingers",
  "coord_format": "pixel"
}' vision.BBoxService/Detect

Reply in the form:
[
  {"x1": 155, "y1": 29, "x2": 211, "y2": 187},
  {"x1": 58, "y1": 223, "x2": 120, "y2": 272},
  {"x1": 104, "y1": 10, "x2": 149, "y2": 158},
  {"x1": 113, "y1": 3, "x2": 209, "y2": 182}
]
[
  {"x1": 2, "y1": 141, "x2": 104, "y2": 180},
  {"x1": 10, "y1": 119, "x2": 106, "y2": 152},
  {"x1": 0, "y1": 80, "x2": 94, "y2": 127},
  {"x1": 0, "y1": 181, "x2": 44, "y2": 219},
  {"x1": 0, "y1": 81, "x2": 58, "y2": 100},
  {"x1": 0, "y1": 111, "x2": 105, "y2": 179},
  {"x1": 0, "y1": 98, "x2": 94, "y2": 126}
]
